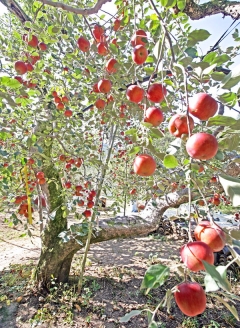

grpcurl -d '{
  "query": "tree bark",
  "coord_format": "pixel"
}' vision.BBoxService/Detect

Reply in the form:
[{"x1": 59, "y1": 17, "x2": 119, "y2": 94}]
[{"x1": 182, "y1": 0, "x2": 240, "y2": 20}]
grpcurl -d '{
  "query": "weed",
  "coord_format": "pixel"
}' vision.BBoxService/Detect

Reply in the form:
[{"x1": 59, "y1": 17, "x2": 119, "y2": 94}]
[{"x1": 182, "y1": 317, "x2": 199, "y2": 328}]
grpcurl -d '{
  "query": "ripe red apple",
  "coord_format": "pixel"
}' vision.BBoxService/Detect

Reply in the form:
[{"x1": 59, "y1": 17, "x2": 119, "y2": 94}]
[
  {"x1": 174, "y1": 282, "x2": 206, "y2": 317},
  {"x1": 189, "y1": 93, "x2": 218, "y2": 121},
  {"x1": 198, "y1": 200, "x2": 205, "y2": 206},
  {"x1": 186, "y1": 133, "x2": 218, "y2": 160},
  {"x1": 64, "y1": 109, "x2": 72, "y2": 117},
  {"x1": 111, "y1": 38, "x2": 118, "y2": 47},
  {"x1": 26, "y1": 62, "x2": 34, "y2": 72},
  {"x1": 93, "y1": 24, "x2": 104, "y2": 42},
  {"x1": 92, "y1": 83, "x2": 100, "y2": 93},
  {"x1": 180, "y1": 241, "x2": 214, "y2": 272},
  {"x1": 95, "y1": 99, "x2": 106, "y2": 110},
  {"x1": 113, "y1": 18, "x2": 121, "y2": 31},
  {"x1": 98, "y1": 79, "x2": 112, "y2": 93},
  {"x1": 147, "y1": 83, "x2": 167, "y2": 103},
  {"x1": 131, "y1": 29, "x2": 147, "y2": 47},
  {"x1": 126, "y1": 85, "x2": 144, "y2": 103},
  {"x1": 168, "y1": 114, "x2": 194, "y2": 138},
  {"x1": 210, "y1": 176, "x2": 217, "y2": 183},
  {"x1": 106, "y1": 58, "x2": 118, "y2": 74},
  {"x1": 97, "y1": 42, "x2": 108, "y2": 56},
  {"x1": 194, "y1": 220, "x2": 226, "y2": 252},
  {"x1": 130, "y1": 188, "x2": 137, "y2": 195},
  {"x1": 14, "y1": 76, "x2": 23, "y2": 84},
  {"x1": 132, "y1": 45, "x2": 148, "y2": 65},
  {"x1": 144, "y1": 106, "x2": 164, "y2": 127},
  {"x1": 56, "y1": 102, "x2": 64, "y2": 110},
  {"x1": 211, "y1": 197, "x2": 221, "y2": 206},
  {"x1": 15, "y1": 61, "x2": 27, "y2": 75},
  {"x1": 39, "y1": 42, "x2": 47, "y2": 51},
  {"x1": 133, "y1": 154, "x2": 156, "y2": 176},
  {"x1": 77, "y1": 36, "x2": 90, "y2": 52},
  {"x1": 83, "y1": 209, "x2": 91, "y2": 217},
  {"x1": 62, "y1": 96, "x2": 69, "y2": 103},
  {"x1": 36, "y1": 171, "x2": 45, "y2": 179},
  {"x1": 87, "y1": 200, "x2": 94, "y2": 208},
  {"x1": 24, "y1": 34, "x2": 38, "y2": 48}
]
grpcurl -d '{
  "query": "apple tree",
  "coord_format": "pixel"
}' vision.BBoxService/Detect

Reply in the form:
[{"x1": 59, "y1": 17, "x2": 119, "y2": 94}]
[{"x1": 0, "y1": 0, "x2": 239, "y2": 305}]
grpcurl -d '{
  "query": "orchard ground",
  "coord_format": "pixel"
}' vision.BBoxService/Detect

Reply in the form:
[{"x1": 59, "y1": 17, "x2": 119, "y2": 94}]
[{"x1": 0, "y1": 208, "x2": 239, "y2": 328}]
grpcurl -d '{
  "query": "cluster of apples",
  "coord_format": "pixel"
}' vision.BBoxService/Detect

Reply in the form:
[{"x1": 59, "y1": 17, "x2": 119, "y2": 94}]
[
  {"x1": 14, "y1": 195, "x2": 33, "y2": 218},
  {"x1": 169, "y1": 93, "x2": 219, "y2": 160},
  {"x1": 174, "y1": 220, "x2": 226, "y2": 316},
  {"x1": 51, "y1": 91, "x2": 72, "y2": 116},
  {"x1": 63, "y1": 179, "x2": 96, "y2": 218},
  {"x1": 59, "y1": 154, "x2": 83, "y2": 171},
  {"x1": 14, "y1": 34, "x2": 47, "y2": 76}
]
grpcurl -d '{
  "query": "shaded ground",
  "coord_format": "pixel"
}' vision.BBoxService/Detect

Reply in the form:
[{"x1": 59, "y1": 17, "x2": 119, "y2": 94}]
[{"x1": 0, "y1": 219, "x2": 240, "y2": 328}]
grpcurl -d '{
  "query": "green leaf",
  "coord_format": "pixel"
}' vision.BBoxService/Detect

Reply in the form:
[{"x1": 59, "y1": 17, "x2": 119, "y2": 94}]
[
  {"x1": 119, "y1": 310, "x2": 142, "y2": 323},
  {"x1": 203, "y1": 52, "x2": 217, "y2": 63},
  {"x1": 185, "y1": 47, "x2": 198, "y2": 58},
  {"x1": 150, "y1": 128, "x2": 164, "y2": 139},
  {"x1": 163, "y1": 155, "x2": 178, "y2": 169},
  {"x1": 0, "y1": 76, "x2": 21, "y2": 89},
  {"x1": 140, "y1": 264, "x2": 170, "y2": 294},
  {"x1": 204, "y1": 272, "x2": 219, "y2": 292},
  {"x1": 188, "y1": 29, "x2": 211, "y2": 46},
  {"x1": 212, "y1": 54, "x2": 230, "y2": 66},
  {"x1": 202, "y1": 64, "x2": 217, "y2": 75},
  {"x1": 211, "y1": 294, "x2": 239, "y2": 321},
  {"x1": 129, "y1": 146, "x2": 141, "y2": 156},
  {"x1": 202, "y1": 260, "x2": 231, "y2": 292},
  {"x1": 207, "y1": 115, "x2": 237, "y2": 127},
  {"x1": 221, "y1": 64, "x2": 240, "y2": 89},
  {"x1": 218, "y1": 173, "x2": 240, "y2": 206},
  {"x1": 160, "y1": 0, "x2": 177, "y2": 8},
  {"x1": 218, "y1": 92, "x2": 237, "y2": 106},
  {"x1": 67, "y1": 12, "x2": 74, "y2": 23},
  {"x1": 177, "y1": 0, "x2": 186, "y2": 11},
  {"x1": 125, "y1": 128, "x2": 137, "y2": 135}
]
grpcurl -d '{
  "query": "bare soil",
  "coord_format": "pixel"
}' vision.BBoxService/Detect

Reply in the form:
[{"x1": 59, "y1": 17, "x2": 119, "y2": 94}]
[{"x1": 0, "y1": 218, "x2": 239, "y2": 328}]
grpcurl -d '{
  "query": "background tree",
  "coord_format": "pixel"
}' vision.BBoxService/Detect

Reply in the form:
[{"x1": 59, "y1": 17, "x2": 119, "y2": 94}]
[{"x1": 0, "y1": 0, "x2": 239, "y2": 289}]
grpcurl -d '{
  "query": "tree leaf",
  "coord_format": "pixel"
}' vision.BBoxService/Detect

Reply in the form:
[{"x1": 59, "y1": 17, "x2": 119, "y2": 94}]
[
  {"x1": 207, "y1": 115, "x2": 237, "y2": 127},
  {"x1": 211, "y1": 294, "x2": 239, "y2": 321},
  {"x1": 202, "y1": 260, "x2": 231, "y2": 292},
  {"x1": 188, "y1": 29, "x2": 211, "y2": 46},
  {"x1": 212, "y1": 54, "x2": 230, "y2": 66},
  {"x1": 119, "y1": 310, "x2": 142, "y2": 323},
  {"x1": 177, "y1": 0, "x2": 186, "y2": 10},
  {"x1": 67, "y1": 12, "x2": 74, "y2": 23},
  {"x1": 218, "y1": 92, "x2": 237, "y2": 106},
  {"x1": 140, "y1": 264, "x2": 170, "y2": 294},
  {"x1": 160, "y1": 0, "x2": 177, "y2": 8},
  {"x1": 218, "y1": 173, "x2": 240, "y2": 207},
  {"x1": 221, "y1": 64, "x2": 240, "y2": 89},
  {"x1": 163, "y1": 155, "x2": 178, "y2": 169}
]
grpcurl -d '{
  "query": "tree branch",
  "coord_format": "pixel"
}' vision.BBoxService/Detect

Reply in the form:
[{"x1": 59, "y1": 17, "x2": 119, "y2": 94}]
[
  {"x1": 182, "y1": 0, "x2": 240, "y2": 20},
  {"x1": 37, "y1": 0, "x2": 111, "y2": 16},
  {"x1": 0, "y1": 0, "x2": 31, "y2": 23}
]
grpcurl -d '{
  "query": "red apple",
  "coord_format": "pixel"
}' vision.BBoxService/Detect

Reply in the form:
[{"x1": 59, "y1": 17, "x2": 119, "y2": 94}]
[
  {"x1": 77, "y1": 36, "x2": 90, "y2": 52},
  {"x1": 14, "y1": 76, "x2": 24, "y2": 84},
  {"x1": 126, "y1": 85, "x2": 144, "y2": 103},
  {"x1": 95, "y1": 99, "x2": 106, "y2": 110},
  {"x1": 130, "y1": 188, "x2": 137, "y2": 195},
  {"x1": 113, "y1": 18, "x2": 121, "y2": 31},
  {"x1": 62, "y1": 96, "x2": 69, "y2": 103},
  {"x1": 174, "y1": 282, "x2": 206, "y2": 317},
  {"x1": 39, "y1": 42, "x2": 47, "y2": 51},
  {"x1": 144, "y1": 106, "x2": 164, "y2": 127},
  {"x1": 106, "y1": 58, "x2": 118, "y2": 74},
  {"x1": 36, "y1": 171, "x2": 44, "y2": 179},
  {"x1": 64, "y1": 109, "x2": 72, "y2": 117},
  {"x1": 168, "y1": 114, "x2": 194, "y2": 138},
  {"x1": 131, "y1": 29, "x2": 147, "y2": 47},
  {"x1": 133, "y1": 154, "x2": 156, "y2": 176},
  {"x1": 189, "y1": 93, "x2": 218, "y2": 121},
  {"x1": 147, "y1": 83, "x2": 167, "y2": 103},
  {"x1": 194, "y1": 220, "x2": 226, "y2": 252},
  {"x1": 56, "y1": 102, "x2": 64, "y2": 110},
  {"x1": 93, "y1": 24, "x2": 104, "y2": 42},
  {"x1": 97, "y1": 42, "x2": 108, "y2": 56},
  {"x1": 186, "y1": 133, "x2": 218, "y2": 160},
  {"x1": 83, "y1": 209, "x2": 91, "y2": 217},
  {"x1": 132, "y1": 45, "x2": 148, "y2": 65},
  {"x1": 87, "y1": 200, "x2": 94, "y2": 208},
  {"x1": 15, "y1": 61, "x2": 27, "y2": 75},
  {"x1": 98, "y1": 79, "x2": 112, "y2": 93},
  {"x1": 24, "y1": 34, "x2": 38, "y2": 48},
  {"x1": 180, "y1": 241, "x2": 214, "y2": 272}
]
